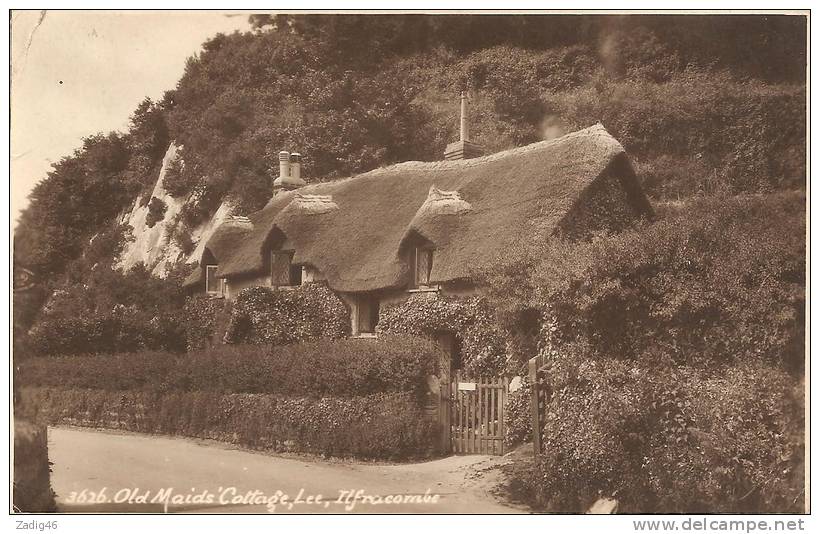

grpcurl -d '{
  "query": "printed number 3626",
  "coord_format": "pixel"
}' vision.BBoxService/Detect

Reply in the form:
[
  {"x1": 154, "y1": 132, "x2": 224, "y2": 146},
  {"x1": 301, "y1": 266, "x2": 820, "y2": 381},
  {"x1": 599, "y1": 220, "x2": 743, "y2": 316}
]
[{"x1": 64, "y1": 488, "x2": 109, "y2": 504}]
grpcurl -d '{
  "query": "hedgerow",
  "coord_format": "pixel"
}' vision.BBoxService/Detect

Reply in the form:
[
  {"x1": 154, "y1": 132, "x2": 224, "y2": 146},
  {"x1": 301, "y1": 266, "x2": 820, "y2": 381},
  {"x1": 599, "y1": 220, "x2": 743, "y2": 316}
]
[
  {"x1": 226, "y1": 283, "x2": 350, "y2": 345},
  {"x1": 19, "y1": 387, "x2": 438, "y2": 460},
  {"x1": 376, "y1": 293, "x2": 508, "y2": 376},
  {"x1": 18, "y1": 336, "x2": 443, "y2": 398},
  {"x1": 512, "y1": 357, "x2": 804, "y2": 513}
]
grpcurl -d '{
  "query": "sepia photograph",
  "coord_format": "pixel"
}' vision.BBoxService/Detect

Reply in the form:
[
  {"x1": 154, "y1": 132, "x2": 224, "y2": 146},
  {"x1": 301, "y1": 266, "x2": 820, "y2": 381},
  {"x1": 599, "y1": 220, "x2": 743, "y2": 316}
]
[{"x1": 9, "y1": 7, "x2": 810, "y2": 525}]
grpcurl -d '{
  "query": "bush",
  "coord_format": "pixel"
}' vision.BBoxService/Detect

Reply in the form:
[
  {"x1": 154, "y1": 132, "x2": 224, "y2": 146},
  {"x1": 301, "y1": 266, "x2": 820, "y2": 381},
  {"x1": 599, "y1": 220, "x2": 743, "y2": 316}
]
[
  {"x1": 377, "y1": 293, "x2": 508, "y2": 376},
  {"x1": 518, "y1": 355, "x2": 804, "y2": 513},
  {"x1": 485, "y1": 192, "x2": 805, "y2": 513},
  {"x1": 145, "y1": 196, "x2": 167, "y2": 228},
  {"x1": 484, "y1": 192, "x2": 806, "y2": 371},
  {"x1": 226, "y1": 284, "x2": 349, "y2": 345},
  {"x1": 19, "y1": 387, "x2": 437, "y2": 460},
  {"x1": 13, "y1": 419, "x2": 56, "y2": 512},
  {"x1": 504, "y1": 378, "x2": 532, "y2": 449},
  {"x1": 28, "y1": 307, "x2": 186, "y2": 356},
  {"x1": 18, "y1": 335, "x2": 443, "y2": 398},
  {"x1": 182, "y1": 295, "x2": 231, "y2": 351}
]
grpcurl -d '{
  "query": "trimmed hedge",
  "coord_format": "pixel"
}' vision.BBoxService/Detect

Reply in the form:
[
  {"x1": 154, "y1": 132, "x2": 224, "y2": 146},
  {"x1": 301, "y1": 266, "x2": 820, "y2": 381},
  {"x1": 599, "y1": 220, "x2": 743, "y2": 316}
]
[
  {"x1": 226, "y1": 284, "x2": 349, "y2": 345},
  {"x1": 18, "y1": 336, "x2": 442, "y2": 398},
  {"x1": 13, "y1": 419, "x2": 56, "y2": 512},
  {"x1": 19, "y1": 387, "x2": 438, "y2": 460}
]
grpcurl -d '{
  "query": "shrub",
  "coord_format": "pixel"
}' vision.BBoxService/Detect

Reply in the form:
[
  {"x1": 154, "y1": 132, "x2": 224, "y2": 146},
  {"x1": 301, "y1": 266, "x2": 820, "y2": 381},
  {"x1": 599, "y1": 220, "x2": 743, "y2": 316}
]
[
  {"x1": 377, "y1": 293, "x2": 508, "y2": 376},
  {"x1": 182, "y1": 295, "x2": 231, "y2": 351},
  {"x1": 485, "y1": 192, "x2": 805, "y2": 513},
  {"x1": 520, "y1": 355, "x2": 804, "y2": 513},
  {"x1": 18, "y1": 335, "x2": 443, "y2": 398},
  {"x1": 161, "y1": 155, "x2": 195, "y2": 198},
  {"x1": 226, "y1": 284, "x2": 349, "y2": 345},
  {"x1": 503, "y1": 378, "x2": 532, "y2": 449},
  {"x1": 13, "y1": 419, "x2": 56, "y2": 512},
  {"x1": 145, "y1": 196, "x2": 167, "y2": 228},
  {"x1": 483, "y1": 192, "x2": 806, "y2": 371},
  {"x1": 20, "y1": 387, "x2": 437, "y2": 460},
  {"x1": 28, "y1": 307, "x2": 186, "y2": 356}
]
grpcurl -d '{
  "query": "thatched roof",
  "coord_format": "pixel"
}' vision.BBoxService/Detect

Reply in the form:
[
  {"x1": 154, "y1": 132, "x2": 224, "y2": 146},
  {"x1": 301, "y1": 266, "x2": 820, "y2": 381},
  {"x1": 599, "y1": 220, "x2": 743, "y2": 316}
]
[{"x1": 199, "y1": 124, "x2": 651, "y2": 293}]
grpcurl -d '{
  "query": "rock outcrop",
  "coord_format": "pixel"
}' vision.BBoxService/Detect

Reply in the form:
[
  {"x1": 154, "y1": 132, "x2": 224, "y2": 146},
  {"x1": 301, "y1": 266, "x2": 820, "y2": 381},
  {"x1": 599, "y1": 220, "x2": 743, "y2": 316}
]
[{"x1": 116, "y1": 143, "x2": 233, "y2": 277}]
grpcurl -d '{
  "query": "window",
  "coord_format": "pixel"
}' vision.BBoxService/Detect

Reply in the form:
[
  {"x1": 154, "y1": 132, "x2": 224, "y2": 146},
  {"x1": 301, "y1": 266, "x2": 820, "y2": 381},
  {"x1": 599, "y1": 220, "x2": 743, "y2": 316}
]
[
  {"x1": 205, "y1": 265, "x2": 224, "y2": 296},
  {"x1": 411, "y1": 246, "x2": 434, "y2": 288},
  {"x1": 355, "y1": 296, "x2": 380, "y2": 335},
  {"x1": 289, "y1": 263, "x2": 303, "y2": 286},
  {"x1": 271, "y1": 251, "x2": 301, "y2": 287}
]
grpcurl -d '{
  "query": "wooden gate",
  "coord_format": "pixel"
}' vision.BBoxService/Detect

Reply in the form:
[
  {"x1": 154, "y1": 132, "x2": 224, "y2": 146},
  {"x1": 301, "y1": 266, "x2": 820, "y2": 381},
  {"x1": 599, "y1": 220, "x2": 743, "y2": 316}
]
[{"x1": 449, "y1": 371, "x2": 507, "y2": 455}]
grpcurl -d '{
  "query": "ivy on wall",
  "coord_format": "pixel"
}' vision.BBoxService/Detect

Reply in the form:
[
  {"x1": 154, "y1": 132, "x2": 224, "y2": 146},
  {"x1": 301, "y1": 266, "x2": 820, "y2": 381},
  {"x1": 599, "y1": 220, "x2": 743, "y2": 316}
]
[
  {"x1": 226, "y1": 283, "x2": 350, "y2": 345},
  {"x1": 376, "y1": 293, "x2": 508, "y2": 376}
]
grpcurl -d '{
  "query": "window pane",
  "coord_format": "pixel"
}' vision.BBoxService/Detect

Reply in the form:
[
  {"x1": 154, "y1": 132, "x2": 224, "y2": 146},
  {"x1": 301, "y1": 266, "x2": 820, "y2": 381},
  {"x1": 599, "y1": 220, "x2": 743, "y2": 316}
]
[
  {"x1": 206, "y1": 266, "x2": 219, "y2": 293},
  {"x1": 412, "y1": 247, "x2": 419, "y2": 287},
  {"x1": 289, "y1": 263, "x2": 303, "y2": 286},
  {"x1": 271, "y1": 252, "x2": 291, "y2": 286},
  {"x1": 417, "y1": 249, "x2": 432, "y2": 285},
  {"x1": 357, "y1": 297, "x2": 379, "y2": 333}
]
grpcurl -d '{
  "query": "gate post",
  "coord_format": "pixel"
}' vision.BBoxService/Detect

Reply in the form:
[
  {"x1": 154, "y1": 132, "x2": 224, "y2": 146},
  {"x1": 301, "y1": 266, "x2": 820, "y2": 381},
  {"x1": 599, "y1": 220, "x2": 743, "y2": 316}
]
[{"x1": 528, "y1": 356, "x2": 542, "y2": 455}]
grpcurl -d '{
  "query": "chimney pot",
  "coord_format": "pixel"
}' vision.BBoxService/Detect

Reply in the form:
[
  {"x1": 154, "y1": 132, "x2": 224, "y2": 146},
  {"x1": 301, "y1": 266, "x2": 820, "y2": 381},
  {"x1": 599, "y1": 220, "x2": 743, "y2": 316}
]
[
  {"x1": 278, "y1": 150, "x2": 290, "y2": 180},
  {"x1": 444, "y1": 91, "x2": 484, "y2": 161},
  {"x1": 290, "y1": 152, "x2": 302, "y2": 181}
]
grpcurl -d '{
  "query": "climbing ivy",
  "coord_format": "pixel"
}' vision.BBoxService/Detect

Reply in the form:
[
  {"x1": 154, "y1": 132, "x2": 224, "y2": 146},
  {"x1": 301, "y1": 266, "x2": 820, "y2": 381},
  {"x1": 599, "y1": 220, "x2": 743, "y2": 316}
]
[{"x1": 376, "y1": 292, "x2": 508, "y2": 376}]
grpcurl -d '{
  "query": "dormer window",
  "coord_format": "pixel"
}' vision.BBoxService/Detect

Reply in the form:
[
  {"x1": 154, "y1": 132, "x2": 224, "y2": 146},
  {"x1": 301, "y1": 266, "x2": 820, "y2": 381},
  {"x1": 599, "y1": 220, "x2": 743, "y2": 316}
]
[
  {"x1": 271, "y1": 251, "x2": 302, "y2": 287},
  {"x1": 411, "y1": 246, "x2": 434, "y2": 288},
  {"x1": 205, "y1": 265, "x2": 225, "y2": 296}
]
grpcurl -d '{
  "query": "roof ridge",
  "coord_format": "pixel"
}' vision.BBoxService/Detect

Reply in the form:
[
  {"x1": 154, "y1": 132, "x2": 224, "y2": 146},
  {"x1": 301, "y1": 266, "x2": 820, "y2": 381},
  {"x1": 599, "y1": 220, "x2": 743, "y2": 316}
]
[
  {"x1": 362, "y1": 123, "x2": 615, "y2": 176},
  {"x1": 279, "y1": 124, "x2": 617, "y2": 197}
]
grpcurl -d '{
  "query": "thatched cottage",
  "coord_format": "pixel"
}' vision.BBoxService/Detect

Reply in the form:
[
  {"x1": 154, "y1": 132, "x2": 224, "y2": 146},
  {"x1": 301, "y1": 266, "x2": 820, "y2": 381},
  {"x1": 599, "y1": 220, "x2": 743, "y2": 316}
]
[{"x1": 183, "y1": 97, "x2": 652, "y2": 336}]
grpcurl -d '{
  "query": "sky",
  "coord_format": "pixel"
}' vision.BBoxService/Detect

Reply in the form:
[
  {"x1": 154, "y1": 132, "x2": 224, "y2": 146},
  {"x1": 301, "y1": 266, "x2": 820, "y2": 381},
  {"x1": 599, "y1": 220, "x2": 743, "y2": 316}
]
[{"x1": 10, "y1": 10, "x2": 253, "y2": 226}]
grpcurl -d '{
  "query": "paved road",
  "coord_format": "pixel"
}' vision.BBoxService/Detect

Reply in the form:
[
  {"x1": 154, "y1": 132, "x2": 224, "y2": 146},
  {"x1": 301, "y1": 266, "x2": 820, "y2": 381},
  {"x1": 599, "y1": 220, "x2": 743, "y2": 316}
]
[{"x1": 48, "y1": 426, "x2": 524, "y2": 514}]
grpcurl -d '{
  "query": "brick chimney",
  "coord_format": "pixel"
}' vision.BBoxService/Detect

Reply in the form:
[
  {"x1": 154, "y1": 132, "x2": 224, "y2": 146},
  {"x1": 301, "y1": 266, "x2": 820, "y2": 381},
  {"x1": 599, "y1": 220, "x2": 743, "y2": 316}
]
[
  {"x1": 273, "y1": 150, "x2": 306, "y2": 195},
  {"x1": 444, "y1": 91, "x2": 484, "y2": 160}
]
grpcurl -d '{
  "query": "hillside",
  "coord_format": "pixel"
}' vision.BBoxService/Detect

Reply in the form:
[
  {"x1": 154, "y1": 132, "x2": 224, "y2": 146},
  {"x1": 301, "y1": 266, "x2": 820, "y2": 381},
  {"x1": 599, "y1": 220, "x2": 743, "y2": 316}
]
[{"x1": 13, "y1": 14, "x2": 807, "y2": 329}]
